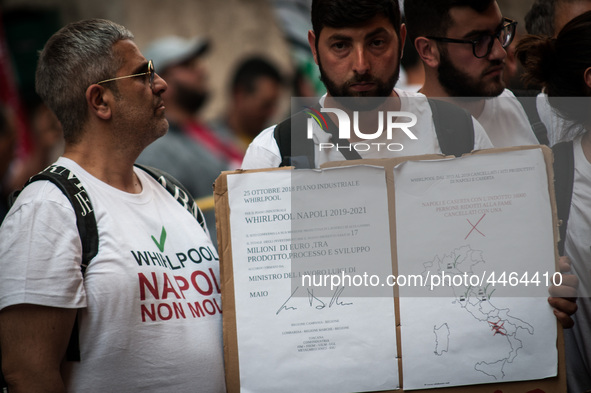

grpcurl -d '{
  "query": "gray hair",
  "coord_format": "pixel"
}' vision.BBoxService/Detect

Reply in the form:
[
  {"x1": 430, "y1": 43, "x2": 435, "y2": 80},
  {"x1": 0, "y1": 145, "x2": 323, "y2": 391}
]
[{"x1": 35, "y1": 19, "x2": 134, "y2": 143}]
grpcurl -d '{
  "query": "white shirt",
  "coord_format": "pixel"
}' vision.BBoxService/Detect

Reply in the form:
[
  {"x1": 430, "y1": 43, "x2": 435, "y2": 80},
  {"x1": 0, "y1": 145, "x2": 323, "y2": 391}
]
[
  {"x1": 563, "y1": 134, "x2": 591, "y2": 392},
  {"x1": 0, "y1": 157, "x2": 226, "y2": 393},
  {"x1": 476, "y1": 89, "x2": 539, "y2": 148},
  {"x1": 536, "y1": 91, "x2": 580, "y2": 146},
  {"x1": 242, "y1": 89, "x2": 493, "y2": 169}
]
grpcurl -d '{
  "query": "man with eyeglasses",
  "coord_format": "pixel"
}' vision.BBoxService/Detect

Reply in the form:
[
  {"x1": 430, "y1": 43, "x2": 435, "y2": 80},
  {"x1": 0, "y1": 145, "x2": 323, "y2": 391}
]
[
  {"x1": 241, "y1": 0, "x2": 496, "y2": 170},
  {"x1": 0, "y1": 19, "x2": 225, "y2": 392},
  {"x1": 403, "y1": 0, "x2": 540, "y2": 148}
]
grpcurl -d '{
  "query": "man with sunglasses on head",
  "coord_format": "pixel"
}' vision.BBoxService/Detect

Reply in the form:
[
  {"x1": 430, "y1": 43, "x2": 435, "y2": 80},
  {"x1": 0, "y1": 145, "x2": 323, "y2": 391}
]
[
  {"x1": 404, "y1": 0, "x2": 540, "y2": 147},
  {"x1": 0, "y1": 19, "x2": 225, "y2": 392}
]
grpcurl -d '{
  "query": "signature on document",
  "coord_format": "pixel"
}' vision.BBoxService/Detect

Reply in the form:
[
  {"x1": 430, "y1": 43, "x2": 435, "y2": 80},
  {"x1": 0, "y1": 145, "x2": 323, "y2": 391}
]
[{"x1": 276, "y1": 286, "x2": 353, "y2": 315}]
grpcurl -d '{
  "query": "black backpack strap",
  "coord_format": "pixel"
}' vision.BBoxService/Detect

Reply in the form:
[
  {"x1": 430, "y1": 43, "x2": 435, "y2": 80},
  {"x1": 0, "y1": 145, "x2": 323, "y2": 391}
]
[
  {"x1": 552, "y1": 141, "x2": 575, "y2": 256},
  {"x1": 274, "y1": 106, "x2": 362, "y2": 168},
  {"x1": 515, "y1": 95, "x2": 549, "y2": 145},
  {"x1": 274, "y1": 99, "x2": 476, "y2": 165},
  {"x1": 3, "y1": 164, "x2": 208, "y2": 368},
  {"x1": 9, "y1": 164, "x2": 98, "y2": 363},
  {"x1": 10, "y1": 165, "x2": 98, "y2": 272},
  {"x1": 274, "y1": 111, "x2": 316, "y2": 168},
  {"x1": 428, "y1": 99, "x2": 475, "y2": 157},
  {"x1": 323, "y1": 119, "x2": 363, "y2": 161},
  {"x1": 134, "y1": 163, "x2": 207, "y2": 231}
]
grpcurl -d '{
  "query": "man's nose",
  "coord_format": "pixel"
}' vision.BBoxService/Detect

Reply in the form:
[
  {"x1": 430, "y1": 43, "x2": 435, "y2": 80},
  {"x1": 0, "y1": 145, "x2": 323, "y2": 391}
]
[
  {"x1": 153, "y1": 72, "x2": 168, "y2": 93},
  {"x1": 488, "y1": 35, "x2": 507, "y2": 61},
  {"x1": 352, "y1": 47, "x2": 370, "y2": 75}
]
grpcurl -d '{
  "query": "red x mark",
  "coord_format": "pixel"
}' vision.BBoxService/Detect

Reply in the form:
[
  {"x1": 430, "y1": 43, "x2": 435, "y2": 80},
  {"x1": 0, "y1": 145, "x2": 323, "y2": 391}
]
[
  {"x1": 465, "y1": 214, "x2": 486, "y2": 240},
  {"x1": 488, "y1": 319, "x2": 507, "y2": 336}
]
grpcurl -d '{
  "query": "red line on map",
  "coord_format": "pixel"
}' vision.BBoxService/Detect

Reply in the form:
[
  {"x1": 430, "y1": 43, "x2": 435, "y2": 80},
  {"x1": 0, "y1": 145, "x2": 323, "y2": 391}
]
[{"x1": 488, "y1": 319, "x2": 507, "y2": 336}]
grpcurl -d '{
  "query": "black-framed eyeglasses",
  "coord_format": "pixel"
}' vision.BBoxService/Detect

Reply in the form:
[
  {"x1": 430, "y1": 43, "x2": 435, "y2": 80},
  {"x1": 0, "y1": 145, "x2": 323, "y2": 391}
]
[
  {"x1": 96, "y1": 59, "x2": 155, "y2": 89},
  {"x1": 427, "y1": 18, "x2": 517, "y2": 58}
]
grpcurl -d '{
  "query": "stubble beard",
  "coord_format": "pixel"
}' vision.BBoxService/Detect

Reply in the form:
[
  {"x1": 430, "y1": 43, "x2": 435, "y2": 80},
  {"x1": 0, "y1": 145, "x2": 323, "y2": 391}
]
[
  {"x1": 113, "y1": 97, "x2": 169, "y2": 152},
  {"x1": 316, "y1": 50, "x2": 400, "y2": 111},
  {"x1": 437, "y1": 48, "x2": 505, "y2": 98}
]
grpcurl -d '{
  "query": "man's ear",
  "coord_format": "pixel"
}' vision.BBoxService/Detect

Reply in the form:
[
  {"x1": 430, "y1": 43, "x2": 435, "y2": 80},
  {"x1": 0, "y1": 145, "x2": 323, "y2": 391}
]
[
  {"x1": 585, "y1": 66, "x2": 591, "y2": 91},
  {"x1": 415, "y1": 37, "x2": 440, "y2": 68},
  {"x1": 308, "y1": 30, "x2": 319, "y2": 65},
  {"x1": 399, "y1": 23, "x2": 407, "y2": 59},
  {"x1": 85, "y1": 84, "x2": 112, "y2": 120}
]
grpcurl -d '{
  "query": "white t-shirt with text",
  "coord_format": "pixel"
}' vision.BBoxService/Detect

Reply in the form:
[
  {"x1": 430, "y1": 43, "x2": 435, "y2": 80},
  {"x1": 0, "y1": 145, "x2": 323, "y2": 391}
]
[{"x1": 0, "y1": 157, "x2": 226, "y2": 392}]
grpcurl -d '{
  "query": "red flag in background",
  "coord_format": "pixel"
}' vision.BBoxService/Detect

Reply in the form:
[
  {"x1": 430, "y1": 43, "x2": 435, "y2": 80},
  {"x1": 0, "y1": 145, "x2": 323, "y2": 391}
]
[{"x1": 0, "y1": 7, "x2": 32, "y2": 159}]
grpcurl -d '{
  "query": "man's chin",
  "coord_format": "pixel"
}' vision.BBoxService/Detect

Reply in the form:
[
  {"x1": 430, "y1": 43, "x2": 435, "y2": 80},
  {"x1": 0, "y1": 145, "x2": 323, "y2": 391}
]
[
  {"x1": 479, "y1": 71, "x2": 506, "y2": 95},
  {"x1": 444, "y1": 82, "x2": 505, "y2": 99},
  {"x1": 483, "y1": 83, "x2": 505, "y2": 98},
  {"x1": 156, "y1": 119, "x2": 169, "y2": 138}
]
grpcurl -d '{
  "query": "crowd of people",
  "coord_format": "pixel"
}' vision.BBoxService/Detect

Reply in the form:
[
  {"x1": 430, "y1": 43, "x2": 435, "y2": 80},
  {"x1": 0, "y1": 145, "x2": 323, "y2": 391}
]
[{"x1": 0, "y1": 0, "x2": 590, "y2": 392}]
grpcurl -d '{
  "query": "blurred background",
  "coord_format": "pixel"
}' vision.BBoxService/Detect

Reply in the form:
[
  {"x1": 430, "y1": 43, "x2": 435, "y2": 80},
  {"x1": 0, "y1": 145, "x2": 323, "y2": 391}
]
[
  {"x1": 0, "y1": 0, "x2": 326, "y2": 132},
  {"x1": 0, "y1": 0, "x2": 534, "y2": 223},
  {"x1": 0, "y1": 0, "x2": 532, "y2": 130}
]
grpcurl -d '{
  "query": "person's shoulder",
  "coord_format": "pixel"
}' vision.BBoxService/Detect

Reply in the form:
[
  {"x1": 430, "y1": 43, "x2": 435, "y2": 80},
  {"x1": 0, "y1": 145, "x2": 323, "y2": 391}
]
[
  {"x1": 242, "y1": 124, "x2": 281, "y2": 170},
  {"x1": 395, "y1": 87, "x2": 432, "y2": 118},
  {"x1": 498, "y1": 88, "x2": 518, "y2": 99},
  {"x1": 3, "y1": 168, "x2": 77, "y2": 237},
  {"x1": 496, "y1": 89, "x2": 533, "y2": 121},
  {"x1": 10, "y1": 158, "x2": 79, "y2": 209},
  {"x1": 485, "y1": 89, "x2": 527, "y2": 116},
  {"x1": 394, "y1": 87, "x2": 426, "y2": 98},
  {"x1": 250, "y1": 124, "x2": 279, "y2": 146},
  {"x1": 10, "y1": 179, "x2": 71, "y2": 210},
  {"x1": 134, "y1": 166, "x2": 208, "y2": 227}
]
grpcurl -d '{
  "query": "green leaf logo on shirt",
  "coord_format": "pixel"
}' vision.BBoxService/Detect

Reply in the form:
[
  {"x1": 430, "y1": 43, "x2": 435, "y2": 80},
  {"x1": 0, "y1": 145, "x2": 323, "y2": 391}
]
[{"x1": 151, "y1": 226, "x2": 167, "y2": 252}]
